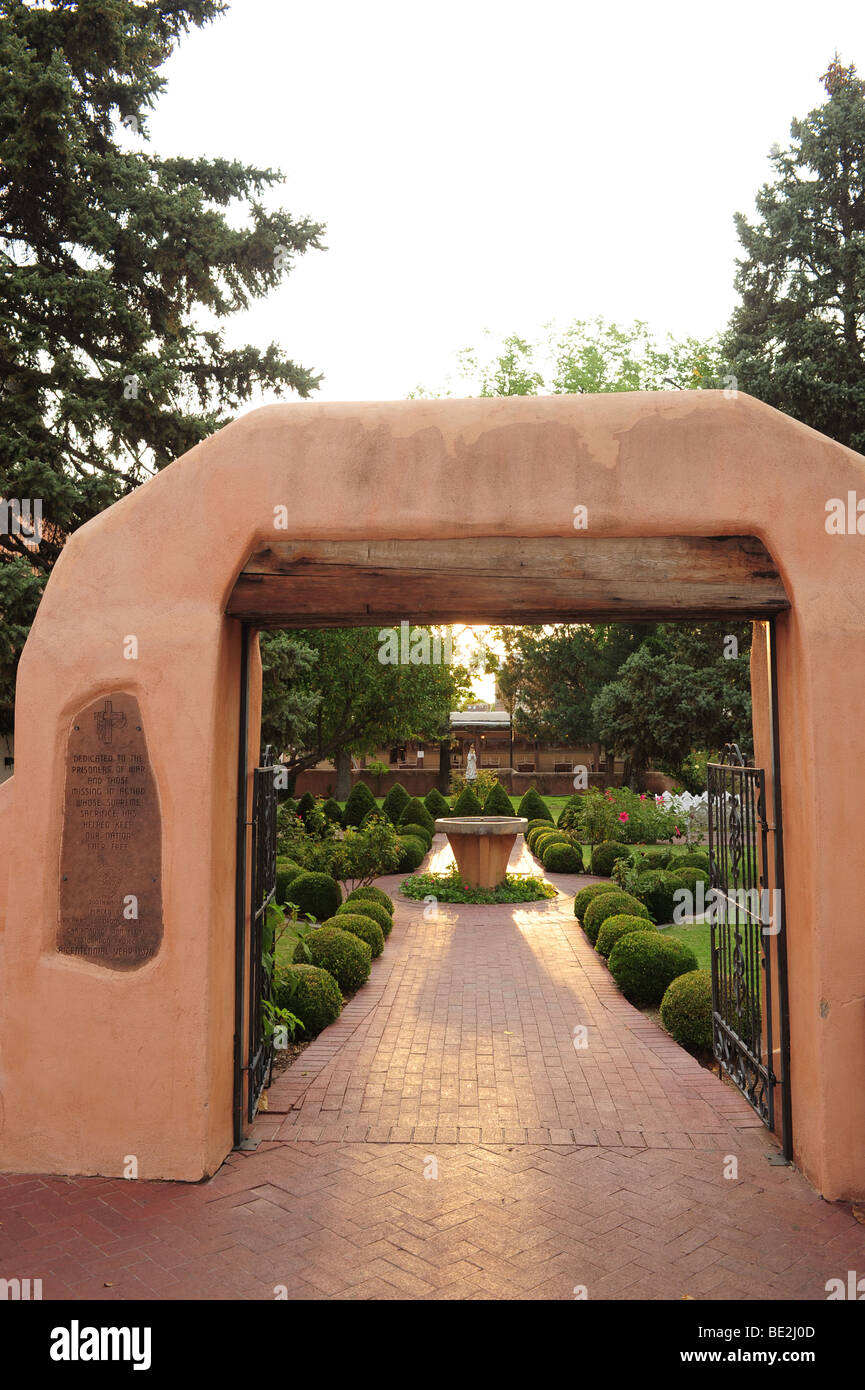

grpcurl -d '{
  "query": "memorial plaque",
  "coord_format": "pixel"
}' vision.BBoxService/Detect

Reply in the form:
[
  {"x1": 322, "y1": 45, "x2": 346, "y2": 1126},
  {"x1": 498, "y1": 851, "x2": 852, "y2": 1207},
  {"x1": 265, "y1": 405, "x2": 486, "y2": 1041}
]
[{"x1": 58, "y1": 692, "x2": 163, "y2": 970}]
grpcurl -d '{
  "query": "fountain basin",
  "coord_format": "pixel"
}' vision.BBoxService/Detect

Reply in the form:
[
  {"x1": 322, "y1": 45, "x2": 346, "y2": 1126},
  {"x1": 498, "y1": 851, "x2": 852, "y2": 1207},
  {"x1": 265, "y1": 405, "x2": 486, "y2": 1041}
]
[{"x1": 435, "y1": 816, "x2": 529, "y2": 889}]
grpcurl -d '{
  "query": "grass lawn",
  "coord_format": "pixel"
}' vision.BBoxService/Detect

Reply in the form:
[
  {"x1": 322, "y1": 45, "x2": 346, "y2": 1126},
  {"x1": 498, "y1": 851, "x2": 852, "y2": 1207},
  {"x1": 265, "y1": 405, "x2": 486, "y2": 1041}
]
[{"x1": 660, "y1": 920, "x2": 711, "y2": 970}]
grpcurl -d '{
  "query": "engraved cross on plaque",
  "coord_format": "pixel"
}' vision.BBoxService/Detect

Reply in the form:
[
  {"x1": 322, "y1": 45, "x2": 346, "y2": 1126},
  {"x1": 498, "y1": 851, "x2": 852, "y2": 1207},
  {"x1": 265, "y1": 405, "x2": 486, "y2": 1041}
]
[{"x1": 94, "y1": 698, "x2": 127, "y2": 745}]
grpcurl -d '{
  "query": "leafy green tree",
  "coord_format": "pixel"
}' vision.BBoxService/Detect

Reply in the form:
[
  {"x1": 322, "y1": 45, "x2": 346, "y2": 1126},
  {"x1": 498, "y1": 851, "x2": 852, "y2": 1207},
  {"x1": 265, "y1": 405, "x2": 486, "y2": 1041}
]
[
  {"x1": 0, "y1": 0, "x2": 325, "y2": 732},
  {"x1": 725, "y1": 57, "x2": 865, "y2": 451},
  {"x1": 261, "y1": 627, "x2": 472, "y2": 796}
]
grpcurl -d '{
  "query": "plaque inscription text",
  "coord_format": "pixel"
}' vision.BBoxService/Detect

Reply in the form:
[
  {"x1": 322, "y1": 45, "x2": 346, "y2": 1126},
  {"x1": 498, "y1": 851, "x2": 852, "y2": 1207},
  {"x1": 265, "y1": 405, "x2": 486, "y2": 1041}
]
[{"x1": 58, "y1": 693, "x2": 163, "y2": 969}]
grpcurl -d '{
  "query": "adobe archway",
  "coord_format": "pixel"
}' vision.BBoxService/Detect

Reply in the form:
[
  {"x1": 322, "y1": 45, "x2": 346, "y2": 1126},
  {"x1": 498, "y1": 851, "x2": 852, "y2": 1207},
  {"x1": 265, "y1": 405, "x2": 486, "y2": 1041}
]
[{"x1": 0, "y1": 391, "x2": 862, "y2": 1199}]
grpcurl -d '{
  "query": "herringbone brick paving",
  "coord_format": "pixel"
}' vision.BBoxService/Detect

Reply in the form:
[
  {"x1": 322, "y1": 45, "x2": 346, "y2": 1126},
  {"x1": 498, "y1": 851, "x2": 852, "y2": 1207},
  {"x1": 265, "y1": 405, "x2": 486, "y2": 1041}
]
[{"x1": 1, "y1": 836, "x2": 862, "y2": 1299}]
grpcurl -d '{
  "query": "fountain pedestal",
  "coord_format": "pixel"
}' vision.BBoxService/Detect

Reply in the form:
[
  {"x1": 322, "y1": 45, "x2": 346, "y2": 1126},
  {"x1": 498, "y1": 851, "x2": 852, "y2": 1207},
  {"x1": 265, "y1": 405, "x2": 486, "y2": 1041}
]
[{"x1": 435, "y1": 816, "x2": 528, "y2": 889}]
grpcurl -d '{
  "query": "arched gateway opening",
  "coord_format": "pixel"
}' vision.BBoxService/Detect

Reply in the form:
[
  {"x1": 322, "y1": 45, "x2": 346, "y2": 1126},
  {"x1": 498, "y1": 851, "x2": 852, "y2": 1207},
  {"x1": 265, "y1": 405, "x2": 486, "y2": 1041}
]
[{"x1": 0, "y1": 392, "x2": 862, "y2": 1200}]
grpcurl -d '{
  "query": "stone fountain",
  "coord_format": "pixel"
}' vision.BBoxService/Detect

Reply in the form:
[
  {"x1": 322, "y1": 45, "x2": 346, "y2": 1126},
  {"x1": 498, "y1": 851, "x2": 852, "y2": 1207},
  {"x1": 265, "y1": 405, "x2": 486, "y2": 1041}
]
[{"x1": 435, "y1": 816, "x2": 528, "y2": 889}]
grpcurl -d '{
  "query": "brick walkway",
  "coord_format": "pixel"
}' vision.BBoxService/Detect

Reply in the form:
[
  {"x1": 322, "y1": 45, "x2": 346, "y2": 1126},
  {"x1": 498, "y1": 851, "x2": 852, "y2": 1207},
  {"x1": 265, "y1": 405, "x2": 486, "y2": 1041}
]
[{"x1": 1, "y1": 836, "x2": 862, "y2": 1300}]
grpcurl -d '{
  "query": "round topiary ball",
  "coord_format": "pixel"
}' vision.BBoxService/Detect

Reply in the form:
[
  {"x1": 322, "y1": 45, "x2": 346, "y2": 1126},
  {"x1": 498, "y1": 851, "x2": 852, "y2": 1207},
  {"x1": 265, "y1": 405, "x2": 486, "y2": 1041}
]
[
  {"x1": 286, "y1": 871, "x2": 342, "y2": 921},
  {"x1": 573, "y1": 882, "x2": 619, "y2": 922},
  {"x1": 675, "y1": 850, "x2": 710, "y2": 871},
  {"x1": 396, "y1": 835, "x2": 426, "y2": 872},
  {"x1": 336, "y1": 898, "x2": 393, "y2": 938},
  {"x1": 608, "y1": 930, "x2": 699, "y2": 1006},
  {"x1": 595, "y1": 913, "x2": 659, "y2": 960},
  {"x1": 294, "y1": 925, "x2": 371, "y2": 993},
  {"x1": 582, "y1": 890, "x2": 650, "y2": 945},
  {"x1": 634, "y1": 869, "x2": 688, "y2": 925},
  {"x1": 590, "y1": 840, "x2": 632, "y2": 877},
  {"x1": 400, "y1": 822, "x2": 433, "y2": 850},
  {"x1": 346, "y1": 885, "x2": 394, "y2": 915},
  {"x1": 535, "y1": 832, "x2": 569, "y2": 857},
  {"x1": 542, "y1": 841, "x2": 583, "y2": 873},
  {"x1": 321, "y1": 913, "x2": 384, "y2": 958},
  {"x1": 276, "y1": 859, "x2": 304, "y2": 903},
  {"x1": 660, "y1": 969, "x2": 713, "y2": 1051},
  {"x1": 672, "y1": 866, "x2": 711, "y2": 895},
  {"x1": 274, "y1": 962, "x2": 343, "y2": 1034}
]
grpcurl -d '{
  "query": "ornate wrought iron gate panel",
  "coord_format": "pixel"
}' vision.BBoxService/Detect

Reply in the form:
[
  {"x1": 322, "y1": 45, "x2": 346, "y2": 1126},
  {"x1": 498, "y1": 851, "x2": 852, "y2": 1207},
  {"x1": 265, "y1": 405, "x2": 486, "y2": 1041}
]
[
  {"x1": 707, "y1": 744, "x2": 777, "y2": 1129},
  {"x1": 248, "y1": 746, "x2": 277, "y2": 1122}
]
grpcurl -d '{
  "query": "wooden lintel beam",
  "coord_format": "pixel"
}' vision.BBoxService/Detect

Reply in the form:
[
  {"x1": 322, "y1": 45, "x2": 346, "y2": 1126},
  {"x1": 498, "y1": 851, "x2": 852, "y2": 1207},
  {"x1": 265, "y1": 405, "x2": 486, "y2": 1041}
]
[{"x1": 225, "y1": 536, "x2": 789, "y2": 627}]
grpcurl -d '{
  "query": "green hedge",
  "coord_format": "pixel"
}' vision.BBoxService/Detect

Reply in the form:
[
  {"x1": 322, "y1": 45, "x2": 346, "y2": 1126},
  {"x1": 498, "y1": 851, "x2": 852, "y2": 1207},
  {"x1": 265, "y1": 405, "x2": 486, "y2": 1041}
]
[
  {"x1": 590, "y1": 840, "x2": 632, "y2": 876},
  {"x1": 517, "y1": 787, "x2": 552, "y2": 822},
  {"x1": 343, "y1": 780, "x2": 378, "y2": 826},
  {"x1": 582, "y1": 890, "x2": 649, "y2": 945},
  {"x1": 542, "y1": 841, "x2": 583, "y2": 873},
  {"x1": 286, "y1": 871, "x2": 342, "y2": 921},
  {"x1": 660, "y1": 969, "x2": 713, "y2": 1050},
  {"x1": 483, "y1": 782, "x2": 515, "y2": 816},
  {"x1": 274, "y1": 963, "x2": 342, "y2": 1034},
  {"x1": 382, "y1": 782, "x2": 411, "y2": 824},
  {"x1": 346, "y1": 886, "x2": 394, "y2": 915},
  {"x1": 294, "y1": 925, "x2": 371, "y2": 993},
  {"x1": 595, "y1": 913, "x2": 658, "y2": 960},
  {"x1": 573, "y1": 882, "x2": 619, "y2": 922},
  {"x1": 321, "y1": 913, "x2": 384, "y2": 958},
  {"x1": 608, "y1": 931, "x2": 699, "y2": 1006},
  {"x1": 336, "y1": 899, "x2": 393, "y2": 938}
]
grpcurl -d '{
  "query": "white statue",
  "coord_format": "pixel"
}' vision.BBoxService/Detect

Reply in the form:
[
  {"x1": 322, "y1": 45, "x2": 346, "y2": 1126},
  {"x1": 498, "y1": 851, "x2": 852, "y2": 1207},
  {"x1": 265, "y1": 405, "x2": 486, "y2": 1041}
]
[{"x1": 465, "y1": 745, "x2": 477, "y2": 782}]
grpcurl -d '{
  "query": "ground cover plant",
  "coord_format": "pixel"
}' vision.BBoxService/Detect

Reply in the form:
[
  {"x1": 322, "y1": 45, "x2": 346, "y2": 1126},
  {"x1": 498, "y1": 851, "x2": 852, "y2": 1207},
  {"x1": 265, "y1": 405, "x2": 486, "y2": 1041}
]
[{"x1": 401, "y1": 866, "x2": 557, "y2": 905}]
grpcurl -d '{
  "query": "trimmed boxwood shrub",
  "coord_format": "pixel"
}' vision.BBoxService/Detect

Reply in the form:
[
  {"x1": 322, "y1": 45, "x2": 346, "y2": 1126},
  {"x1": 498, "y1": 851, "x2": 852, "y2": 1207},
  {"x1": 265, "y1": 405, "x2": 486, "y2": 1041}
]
[
  {"x1": 346, "y1": 885, "x2": 394, "y2": 915},
  {"x1": 294, "y1": 925, "x2": 371, "y2": 993},
  {"x1": 527, "y1": 817, "x2": 553, "y2": 834},
  {"x1": 276, "y1": 858, "x2": 304, "y2": 903},
  {"x1": 424, "y1": 787, "x2": 451, "y2": 820},
  {"x1": 672, "y1": 866, "x2": 710, "y2": 894},
  {"x1": 452, "y1": 785, "x2": 484, "y2": 816},
  {"x1": 675, "y1": 850, "x2": 710, "y2": 871},
  {"x1": 360, "y1": 806, "x2": 389, "y2": 828},
  {"x1": 660, "y1": 969, "x2": 713, "y2": 1051},
  {"x1": 517, "y1": 787, "x2": 552, "y2": 822},
  {"x1": 536, "y1": 833, "x2": 569, "y2": 859},
  {"x1": 296, "y1": 790, "x2": 316, "y2": 822},
  {"x1": 591, "y1": 840, "x2": 632, "y2": 877},
  {"x1": 483, "y1": 781, "x2": 515, "y2": 816},
  {"x1": 336, "y1": 898, "x2": 393, "y2": 938},
  {"x1": 634, "y1": 869, "x2": 687, "y2": 925},
  {"x1": 322, "y1": 797, "x2": 344, "y2": 826},
  {"x1": 526, "y1": 826, "x2": 550, "y2": 853},
  {"x1": 321, "y1": 912, "x2": 384, "y2": 958},
  {"x1": 400, "y1": 823, "x2": 433, "y2": 850},
  {"x1": 608, "y1": 931, "x2": 699, "y2": 1006},
  {"x1": 399, "y1": 797, "x2": 435, "y2": 835},
  {"x1": 573, "y1": 881, "x2": 619, "y2": 922},
  {"x1": 582, "y1": 890, "x2": 650, "y2": 946},
  {"x1": 382, "y1": 781, "x2": 411, "y2": 824},
  {"x1": 596, "y1": 913, "x2": 659, "y2": 960},
  {"x1": 274, "y1": 963, "x2": 342, "y2": 1035},
  {"x1": 396, "y1": 835, "x2": 427, "y2": 872},
  {"x1": 286, "y1": 871, "x2": 342, "y2": 921},
  {"x1": 343, "y1": 780, "x2": 378, "y2": 826},
  {"x1": 637, "y1": 846, "x2": 672, "y2": 871},
  {"x1": 542, "y1": 841, "x2": 583, "y2": 873},
  {"x1": 557, "y1": 794, "x2": 582, "y2": 829}
]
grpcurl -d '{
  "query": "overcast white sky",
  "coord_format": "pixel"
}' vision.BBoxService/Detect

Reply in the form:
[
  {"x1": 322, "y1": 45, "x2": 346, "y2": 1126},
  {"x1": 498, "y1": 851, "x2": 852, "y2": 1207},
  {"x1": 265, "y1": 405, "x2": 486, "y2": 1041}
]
[{"x1": 149, "y1": 0, "x2": 865, "y2": 403}]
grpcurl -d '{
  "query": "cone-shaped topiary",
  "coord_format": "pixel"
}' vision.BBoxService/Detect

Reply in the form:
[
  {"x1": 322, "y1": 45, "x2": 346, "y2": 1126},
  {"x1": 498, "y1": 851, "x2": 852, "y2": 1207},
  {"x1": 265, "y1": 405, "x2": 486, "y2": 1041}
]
[
  {"x1": 483, "y1": 782, "x2": 515, "y2": 816},
  {"x1": 398, "y1": 797, "x2": 435, "y2": 834},
  {"x1": 596, "y1": 913, "x2": 659, "y2": 960},
  {"x1": 424, "y1": 787, "x2": 451, "y2": 820},
  {"x1": 321, "y1": 913, "x2": 384, "y2": 958},
  {"x1": 591, "y1": 840, "x2": 632, "y2": 876},
  {"x1": 274, "y1": 963, "x2": 343, "y2": 1034},
  {"x1": 574, "y1": 882, "x2": 619, "y2": 922},
  {"x1": 296, "y1": 790, "x2": 316, "y2": 822},
  {"x1": 608, "y1": 931, "x2": 698, "y2": 1007},
  {"x1": 343, "y1": 780, "x2": 378, "y2": 826},
  {"x1": 582, "y1": 890, "x2": 649, "y2": 945},
  {"x1": 660, "y1": 969, "x2": 713, "y2": 1050},
  {"x1": 517, "y1": 787, "x2": 552, "y2": 822},
  {"x1": 336, "y1": 899, "x2": 393, "y2": 938},
  {"x1": 285, "y1": 871, "x2": 342, "y2": 921},
  {"x1": 360, "y1": 806, "x2": 389, "y2": 828},
  {"x1": 542, "y1": 841, "x2": 583, "y2": 873},
  {"x1": 294, "y1": 925, "x2": 371, "y2": 993},
  {"x1": 557, "y1": 795, "x2": 582, "y2": 828},
  {"x1": 322, "y1": 797, "x2": 344, "y2": 826},
  {"x1": 346, "y1": 885, "x2": 394, "y2": 915},
  {"x1": 382, "y1": 781, "x2": 411, "y2": 824},
  {"x1": 452, "y1": 785, "x2": 484, "y2": 816}
]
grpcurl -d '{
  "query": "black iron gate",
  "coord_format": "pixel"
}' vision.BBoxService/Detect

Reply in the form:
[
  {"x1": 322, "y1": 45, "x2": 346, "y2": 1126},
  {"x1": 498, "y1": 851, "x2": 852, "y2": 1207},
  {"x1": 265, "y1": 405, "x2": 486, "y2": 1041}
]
[
  {"x1": 707, "y1": 743, "x2": 788, "y2": 1143},
  {"x1": 247, "y1": 745, "x2": 278, "y2": 1122}
]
